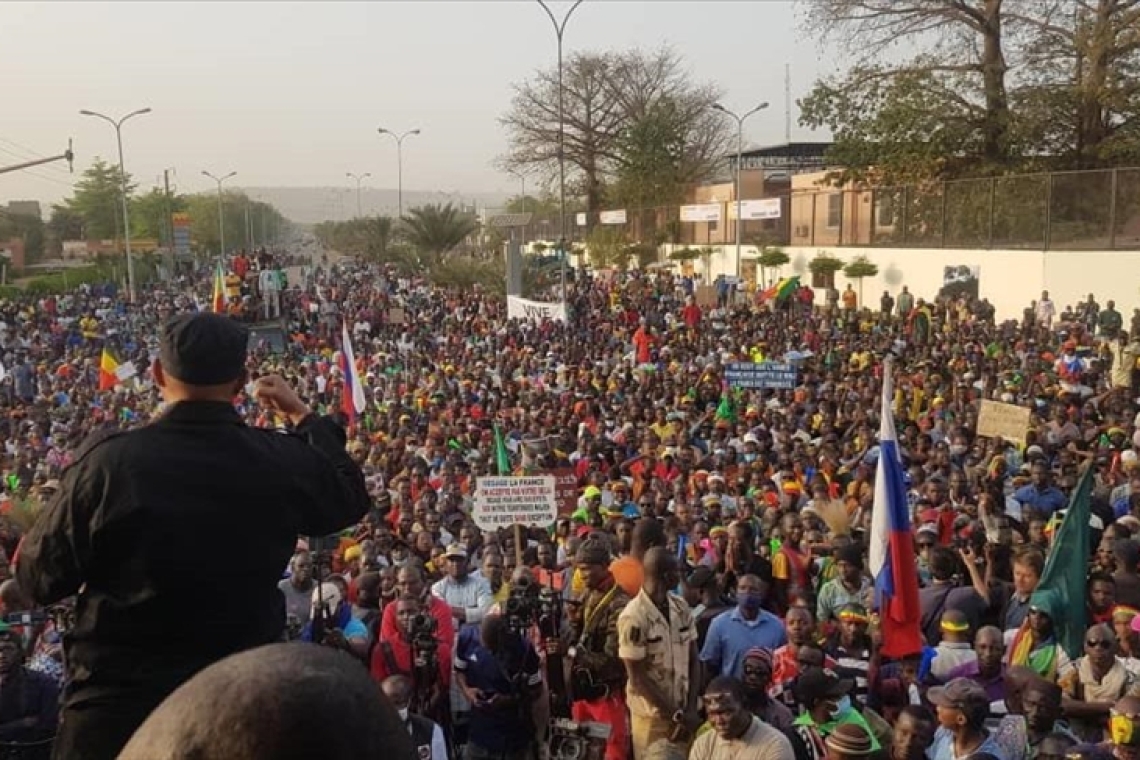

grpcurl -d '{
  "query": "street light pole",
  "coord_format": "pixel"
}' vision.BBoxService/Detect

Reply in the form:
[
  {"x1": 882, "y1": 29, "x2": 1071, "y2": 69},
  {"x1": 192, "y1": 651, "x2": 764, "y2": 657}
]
[
  {"x1": 377, "y1": 128, "x2": 420, "y2": 218},
  {"x1": 712, "y1": 101, "x2": 769, "y2": 280},
  {"x1": 79, "y1": 107, "x2": 152, "y2": 303},
  {"x1": 346, "y1": 172, "x2": 371, "y2": 218},
  {"x1": 202, "y1": 170, "x2": 237, "y2": 260},
  {"x1": 536, "y1": 0, "x2": 584, "y2": 301}
]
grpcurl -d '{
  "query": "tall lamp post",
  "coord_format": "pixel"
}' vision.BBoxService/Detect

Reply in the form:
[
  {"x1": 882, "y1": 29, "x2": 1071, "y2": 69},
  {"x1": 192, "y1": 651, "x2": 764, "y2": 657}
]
[
  {"x1": 346, "y1": 172, "x2": 371, "y2": 218},
  {"x1": 202, "y1": 170, "x2": 237, "y2": 259},
  {"x1": 79, "y1": 107, "x2": 151, "y2": 302},
  {"x1": 712, "y1": 101, "x2": 769, "y2": 280},
  {"x1": 377, "y1": 128, "x2": 420, "y2": 218},
  {"x1": 536, "y1": 0, "x2": 584, "y2": 300}
]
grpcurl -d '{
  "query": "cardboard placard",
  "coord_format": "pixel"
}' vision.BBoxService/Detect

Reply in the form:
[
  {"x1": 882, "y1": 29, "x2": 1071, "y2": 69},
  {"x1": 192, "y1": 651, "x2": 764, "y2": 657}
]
[
  {"x1": 549, "y1": 468, "x2": 579, "y2": 516},
  {"x1": 387, "y1": 307, "x2": 407, "y2": 325},
  {"x1": 472, "y1": 476, "x2": 559, "y2": 530},
  {"x1": 977, "y1": 400, "x2": 1031, "y2": 443}
]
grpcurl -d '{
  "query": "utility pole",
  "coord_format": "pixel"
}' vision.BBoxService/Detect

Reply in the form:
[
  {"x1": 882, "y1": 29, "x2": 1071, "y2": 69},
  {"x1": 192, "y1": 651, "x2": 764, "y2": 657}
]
[
  {"x1": 0, "y1": 140, "x2": 74, "y2": 177},
  {"x1": 163, "y1": 169, "x2": 174, "y2": 251}
]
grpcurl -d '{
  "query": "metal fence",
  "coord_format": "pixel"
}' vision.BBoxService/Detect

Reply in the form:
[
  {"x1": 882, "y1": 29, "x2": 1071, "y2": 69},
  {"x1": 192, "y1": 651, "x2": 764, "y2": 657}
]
[
  {"x1": 500, "y1": 166, "x2": 1140, "y2": 253},
  {"x1": 506, "y1": 201, "x2": 791, "y2": 250},
  {"x1": 787, "y1": 166, "x2": 1140, "y2": 251}
]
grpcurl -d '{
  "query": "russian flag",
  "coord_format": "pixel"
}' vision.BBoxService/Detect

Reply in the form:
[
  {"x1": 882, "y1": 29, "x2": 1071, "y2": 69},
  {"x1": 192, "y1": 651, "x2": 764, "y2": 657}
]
[
  {"x1": 339, "y1": 322, "x2": 366, "y2": 422},
  {"x1": 868, "y1": 356, "x2": 924, "y2": 659}
]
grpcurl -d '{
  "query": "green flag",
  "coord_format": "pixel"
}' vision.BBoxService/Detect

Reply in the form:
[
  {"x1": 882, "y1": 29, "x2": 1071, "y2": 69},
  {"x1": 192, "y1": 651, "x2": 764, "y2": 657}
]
[
  {"x1": 493, "y1": 425, "x2": 512, "y2": 476},
  {"x1": 1033, "y1": 462, "x2": 1093, "y2": 660}
]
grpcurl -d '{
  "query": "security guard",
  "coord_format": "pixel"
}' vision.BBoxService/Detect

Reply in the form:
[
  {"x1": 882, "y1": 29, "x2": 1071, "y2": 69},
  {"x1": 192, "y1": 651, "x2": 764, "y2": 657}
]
[
  {"x1": 618, "y1": 546, "x2": 700, "y2": 760},
  {"x1": 16, "y1": 312, "x2": 370, "y2": 760}
]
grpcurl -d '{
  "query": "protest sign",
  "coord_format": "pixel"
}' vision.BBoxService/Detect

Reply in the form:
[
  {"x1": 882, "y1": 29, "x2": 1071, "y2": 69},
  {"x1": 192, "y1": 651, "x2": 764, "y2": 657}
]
[
  {"x1": 724, "y1": 362, "x2": 797, "y2": 390},
  {"x1": 549, "y1": 468, "x2": 579, "y2": 516},
  {"x1": 977, "y1": 400, "x2": 1031, "y2": 443},
  {"x1": 507, "y1": 296, "x2": 568, "y2": 323},
  {"x1": 472, "y1": 476, "x2": 559, "y2": 531}
]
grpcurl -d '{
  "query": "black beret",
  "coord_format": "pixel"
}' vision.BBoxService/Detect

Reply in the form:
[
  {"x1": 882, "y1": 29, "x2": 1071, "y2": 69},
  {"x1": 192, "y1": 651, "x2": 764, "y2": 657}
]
[{"x1": 160, "y1": 313, "x2": 248, "y2": 385}]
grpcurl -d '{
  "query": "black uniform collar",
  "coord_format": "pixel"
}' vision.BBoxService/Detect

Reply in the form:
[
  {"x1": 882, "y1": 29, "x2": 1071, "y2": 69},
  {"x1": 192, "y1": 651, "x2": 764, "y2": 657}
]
[{"x1": 159, "y1": 400, "x2": 243, "y2": 424}]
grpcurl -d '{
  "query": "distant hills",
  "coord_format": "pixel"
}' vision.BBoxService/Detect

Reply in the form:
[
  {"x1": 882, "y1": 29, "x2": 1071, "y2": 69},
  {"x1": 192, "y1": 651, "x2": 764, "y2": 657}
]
[{"x1": 241, "y1": 186, "x2": 510, "y2": 225}]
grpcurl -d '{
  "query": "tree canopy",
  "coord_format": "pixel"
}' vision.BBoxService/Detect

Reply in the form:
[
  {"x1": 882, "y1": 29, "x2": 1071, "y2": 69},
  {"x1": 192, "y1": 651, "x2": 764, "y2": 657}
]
[{"x1": 500, "y1": 47, "x2": 731, "y2": 212}]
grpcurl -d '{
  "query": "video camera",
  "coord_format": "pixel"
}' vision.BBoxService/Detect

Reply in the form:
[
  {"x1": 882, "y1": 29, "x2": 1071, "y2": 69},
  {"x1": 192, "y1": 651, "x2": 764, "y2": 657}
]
[
  {"x1": 409, "y1": 612, "x2": 438, "y2": 667},
  {"x1": 504, "y1": 584, "x2": 562, "y2": 636},
  {"x1": 548, "y1": 718, "x2": 611, "y2": 760}
]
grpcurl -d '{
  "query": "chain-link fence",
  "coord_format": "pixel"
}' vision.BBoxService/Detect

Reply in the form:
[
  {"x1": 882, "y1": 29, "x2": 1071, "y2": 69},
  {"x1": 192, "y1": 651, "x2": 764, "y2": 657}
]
[{"x1": 788, "y1": 166, "x2": 1140, "y2": 251}]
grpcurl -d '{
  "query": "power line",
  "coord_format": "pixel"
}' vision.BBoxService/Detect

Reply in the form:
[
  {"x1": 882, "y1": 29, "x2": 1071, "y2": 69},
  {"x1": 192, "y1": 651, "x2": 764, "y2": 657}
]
[{"x1": 0, "y1": 138, "x2": 71, "y2": 176}]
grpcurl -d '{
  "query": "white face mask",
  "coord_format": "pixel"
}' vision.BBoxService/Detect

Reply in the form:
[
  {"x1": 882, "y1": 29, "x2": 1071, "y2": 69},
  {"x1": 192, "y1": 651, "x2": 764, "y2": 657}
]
[
  {"x1": 831, "y1": 695, "x2": 852, "y2": 720},
  {"x1": 397, "y1": 707, "x2": 409, "y2": 722}
]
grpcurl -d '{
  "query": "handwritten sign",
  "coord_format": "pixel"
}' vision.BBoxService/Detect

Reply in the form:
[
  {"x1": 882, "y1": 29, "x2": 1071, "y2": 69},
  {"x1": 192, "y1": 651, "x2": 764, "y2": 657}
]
[
  {"x1": 507, "y1": 296, "x2": 568, "y2": 323},
  {"x1": 548, "y1": 468, "x2": 580, "y2": 516},
  {"x1": 977, "y1": 400, "x2": 1031, "y2": 443},
  {"x1": 724, "y1": 362, "x2": 797, "y2": 390},
  {"x1": 472, "y1": 476, "x2": 559, "y2": 531}
]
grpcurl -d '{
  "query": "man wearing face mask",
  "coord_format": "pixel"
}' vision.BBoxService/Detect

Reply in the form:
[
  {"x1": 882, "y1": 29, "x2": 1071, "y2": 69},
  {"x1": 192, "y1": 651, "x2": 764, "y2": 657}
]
[
  {"x1": 382, "y1": 674, "x2": 447, "y2": 760},
  {"x1": 700, "y1": 574, "x2": 787, "y2": 682},
  {"x1": 16, "y1": 312, "x2": 370, "y2": 760}
]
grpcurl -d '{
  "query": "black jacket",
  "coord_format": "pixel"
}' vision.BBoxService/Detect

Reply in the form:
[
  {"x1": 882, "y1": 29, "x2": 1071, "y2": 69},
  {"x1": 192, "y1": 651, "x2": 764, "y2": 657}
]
[{"x1": 16, "y1": 401, "x2": 369, "y2": 706}]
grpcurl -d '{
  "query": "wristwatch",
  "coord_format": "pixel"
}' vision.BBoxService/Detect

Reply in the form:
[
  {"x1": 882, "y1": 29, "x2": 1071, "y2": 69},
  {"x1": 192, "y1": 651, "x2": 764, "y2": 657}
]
[
  {"x1": 567, "y1": 646, "x2": 578, "y2": 660},
  {"x1": 672, "y1": 710, "x2": 685, "y2": 724}
]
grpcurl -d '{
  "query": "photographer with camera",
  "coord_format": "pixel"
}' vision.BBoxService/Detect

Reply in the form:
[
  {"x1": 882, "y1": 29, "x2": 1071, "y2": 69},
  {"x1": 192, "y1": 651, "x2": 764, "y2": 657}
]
[
  {"x1": 554, "y1": 537, "x2": 630, "y2": 760},
  {"x1": 370, "y1": 594, "x2": 451, "y2": 718},
  {"x1": 455, "y1": 613, "x2": 542, "y2": 760}
]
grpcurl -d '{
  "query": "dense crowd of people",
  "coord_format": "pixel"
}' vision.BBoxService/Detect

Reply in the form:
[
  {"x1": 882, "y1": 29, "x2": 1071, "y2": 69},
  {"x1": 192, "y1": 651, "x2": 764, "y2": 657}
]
[{"x1": 2, "y1": 237, "x2": 1140, "y2": 760}]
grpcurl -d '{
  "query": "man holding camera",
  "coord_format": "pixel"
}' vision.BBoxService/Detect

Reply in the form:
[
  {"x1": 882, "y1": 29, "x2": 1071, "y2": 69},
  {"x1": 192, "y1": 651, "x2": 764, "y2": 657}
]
[
  {"x1": 560, "y1": 537, "x2": 630, "y2": 760},
  {"x1": 455, "y1": 614, "x2": 542, "y2": 760},
  {"x1": 16, "y1": 312, "x2": 370, "y2": 760},
  {"x1": 371, "y1": 595, "x2": 451, "y2": 716}
]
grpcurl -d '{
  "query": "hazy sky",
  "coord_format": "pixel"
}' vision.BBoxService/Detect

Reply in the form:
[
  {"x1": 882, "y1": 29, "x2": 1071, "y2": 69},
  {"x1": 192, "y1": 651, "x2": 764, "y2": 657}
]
[{"x1": 0, "y1": 1, "x2": 842, "y2": 207}]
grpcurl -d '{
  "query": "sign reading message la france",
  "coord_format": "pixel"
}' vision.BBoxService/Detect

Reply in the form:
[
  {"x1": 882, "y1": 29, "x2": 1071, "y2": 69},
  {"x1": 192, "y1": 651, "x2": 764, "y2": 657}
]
[
  {"x1": 472, "y1": 476, "x2": 559, "y2": 531},
  {"x1": 976, "y1": 400, "x2": 1031, "y2": 443},
  {"x1": 725, "y1": 362, "x2": 797, "y2": 390},
  {"x1": 507, "y1": 296, "x2": 568, "y2": 323}
]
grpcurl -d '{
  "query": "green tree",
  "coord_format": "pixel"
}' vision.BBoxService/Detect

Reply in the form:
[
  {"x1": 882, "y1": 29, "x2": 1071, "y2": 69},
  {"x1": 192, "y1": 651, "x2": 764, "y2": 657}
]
[
  {"x1": 400, "y1": 203, "x2": 478, "y2": 263},
  {"x1": 843, "y1": 255, "x2": 879, "y2": 304},
  {"x1": 130, "y1": 188, "x2": 188, "y2": 243},
  {"x1": 500, "y1": 47, "x2": 730, "y2": 212},
  {"x1": 801, "y1": 0, "x2": 1013, "y2": 175},
  {"x1": 757, "y1": 246, "x2": 790, "y2": 288},
  {"x1": 186, "y1": 192, "x2": 287, "y2": 256},
  {"x1": 584, "y1": 226, "x2": 628, "y2": 269},
  {"x1": 0, "y1": 211, "x2": 44, "y2": 264},
  {"x1": 48, "y1": 206, "x2": 85, "y2": 241},
  {"x1": 809, "y1": 253, "x2": 845, "y2": 289},
  {"x1": 668, "y1": 246, "x2": 700, "y2": 262},
  {"x1": 61, "y1": 158, "x2": 136, "y2": 241}
]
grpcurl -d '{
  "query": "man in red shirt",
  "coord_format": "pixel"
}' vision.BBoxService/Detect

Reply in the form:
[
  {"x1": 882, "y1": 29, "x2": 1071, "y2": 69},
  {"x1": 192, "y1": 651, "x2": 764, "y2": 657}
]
[
  {"x1": 371, "y1": 594, "x2": 451, "y2": 693},
  {"x1": 379, "y1": 566, "x2": 455, "y2": 647}
]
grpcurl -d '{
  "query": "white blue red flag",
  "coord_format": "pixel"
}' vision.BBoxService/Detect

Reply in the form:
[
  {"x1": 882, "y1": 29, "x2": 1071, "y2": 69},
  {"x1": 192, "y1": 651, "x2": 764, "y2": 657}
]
[
  {"x1": 868, "y1": 356, "x2": 924, "y2": 659},
  {"x1": 339, "y1": 322, "x2": 366, "y2": 421}
]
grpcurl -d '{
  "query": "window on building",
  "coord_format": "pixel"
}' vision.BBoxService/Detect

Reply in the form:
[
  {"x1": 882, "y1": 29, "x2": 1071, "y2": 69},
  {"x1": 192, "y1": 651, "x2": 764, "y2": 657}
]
[{"x1": 826, "y1": 193, "x2": 842, "y2": 228}]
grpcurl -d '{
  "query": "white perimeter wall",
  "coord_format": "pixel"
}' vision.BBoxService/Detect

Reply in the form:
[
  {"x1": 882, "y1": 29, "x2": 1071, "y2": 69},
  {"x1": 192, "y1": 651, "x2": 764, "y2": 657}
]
[{"x1": 783, "y1": 247, "x2": 1140, "y2": 322}]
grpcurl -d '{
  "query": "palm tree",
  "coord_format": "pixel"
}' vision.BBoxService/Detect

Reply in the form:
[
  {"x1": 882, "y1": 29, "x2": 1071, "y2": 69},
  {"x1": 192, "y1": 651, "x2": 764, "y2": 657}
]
[
  {"x1": 359, "y1": 216, "x2": 394, "y2": 263},
  {"x1": 400, "y1": 203, "x2": 478, "y2": 265}
]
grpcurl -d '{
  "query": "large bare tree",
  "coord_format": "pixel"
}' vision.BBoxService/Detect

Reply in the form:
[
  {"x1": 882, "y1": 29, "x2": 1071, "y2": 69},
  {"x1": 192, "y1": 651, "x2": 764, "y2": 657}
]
[{"x1": 499, "y1": 47, "x2": 731, "y2": 212}]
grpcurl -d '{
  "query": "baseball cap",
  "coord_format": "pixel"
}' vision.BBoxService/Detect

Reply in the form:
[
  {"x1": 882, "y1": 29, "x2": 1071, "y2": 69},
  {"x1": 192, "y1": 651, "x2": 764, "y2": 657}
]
[
  {"x1": 927, "y1": 678, "x2": 989, "y2": 710},
  {"x1": 444, "y1": 544, "x2": 468, "y2": 560},
  {"x1": 160, "y1": 312, "x2": 249, "y2": 385}
]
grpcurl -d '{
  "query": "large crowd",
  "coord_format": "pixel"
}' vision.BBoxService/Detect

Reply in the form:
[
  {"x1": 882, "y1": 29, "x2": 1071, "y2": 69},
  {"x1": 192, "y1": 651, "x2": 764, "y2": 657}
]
[{"x1": 2, "y1": 236, "x2": 1140, "y2": 760}]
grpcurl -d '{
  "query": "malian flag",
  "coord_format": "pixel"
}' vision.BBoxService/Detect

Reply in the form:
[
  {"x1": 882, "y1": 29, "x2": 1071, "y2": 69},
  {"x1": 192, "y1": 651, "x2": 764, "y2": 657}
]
[
  {"x1": 98, "y1": 346, "x2": 120, "y2": 391},
  {"x1": 211, "y1": 265, "x2": 226, "y2": 313},
  {"x1": 339, "y1": 322, "x2": 366, "y2": 421},
  {"x1": 868, "y1": 356, "x2": 923, "y2": 659}
]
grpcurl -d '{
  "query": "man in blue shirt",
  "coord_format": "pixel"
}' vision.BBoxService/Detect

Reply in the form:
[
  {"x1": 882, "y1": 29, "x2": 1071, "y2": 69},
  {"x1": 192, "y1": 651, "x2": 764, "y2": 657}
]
[
  {"x1": 1013, "y1": 463, "x2": 1067, "y2": 515},
  {"x1": 699, "y1": 574, "x2": 787, "y2": 681},
  {"x1": 455, "y1": 614, "x2": 542, "y2": 760}
]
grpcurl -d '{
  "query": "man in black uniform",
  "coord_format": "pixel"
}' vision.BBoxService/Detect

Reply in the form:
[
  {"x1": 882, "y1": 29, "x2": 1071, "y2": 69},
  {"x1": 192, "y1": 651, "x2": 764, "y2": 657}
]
[{"x1": 15, "y1": 312, "x2": 370, "y2": 760}]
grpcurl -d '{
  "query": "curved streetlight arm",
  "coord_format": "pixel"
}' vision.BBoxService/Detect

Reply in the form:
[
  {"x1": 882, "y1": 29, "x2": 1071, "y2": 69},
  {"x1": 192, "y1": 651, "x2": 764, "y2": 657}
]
[{"x1": 536, "y1": 0, "x2": 585, "y2": 40}]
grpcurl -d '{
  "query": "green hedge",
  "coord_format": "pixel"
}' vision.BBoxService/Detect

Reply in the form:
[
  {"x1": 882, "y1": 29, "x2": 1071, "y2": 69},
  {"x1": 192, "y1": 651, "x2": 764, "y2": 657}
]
[{"x1": 23, "y1": 266, "x2": 117, "y2": 295}]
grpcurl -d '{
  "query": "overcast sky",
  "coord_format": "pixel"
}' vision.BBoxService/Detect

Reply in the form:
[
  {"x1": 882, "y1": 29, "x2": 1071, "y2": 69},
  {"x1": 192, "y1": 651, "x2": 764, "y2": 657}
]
[{"x1": 0, "y1": 1, "x2": 842, "y2": 207}]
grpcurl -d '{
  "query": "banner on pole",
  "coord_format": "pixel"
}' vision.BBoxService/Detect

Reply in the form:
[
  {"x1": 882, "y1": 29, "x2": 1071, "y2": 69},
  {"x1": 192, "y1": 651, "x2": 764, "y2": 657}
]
[
  {"x1": 736, "y1": 199, "x2": 782, "y2": 221},
  {"x1": 507, "y1": 296, "x2": 568, "y2": 323},
  {"x1": 680, "y1": 203, "x2": 722, "y2": 223},
  {"x1": 472, "y1": 476, "x2": 559, "y2": 530},
  {"x1": 599, "y1": 209, "x2": 627, "y2": 225}
]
